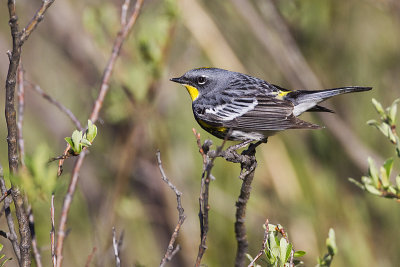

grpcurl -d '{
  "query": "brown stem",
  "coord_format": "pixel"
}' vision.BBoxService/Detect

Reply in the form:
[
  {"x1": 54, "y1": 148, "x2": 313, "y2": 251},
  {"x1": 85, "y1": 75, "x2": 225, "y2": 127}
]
[
  {"x1": 156, "y1": 151, "x2": 186, "y2": 266},
  {"x1": 50, "y1": 194, "x2": 56, "y2": 267},
  {"x1": 55, "y1": 1, "x2": 144, "y2": 265},
  {"x1": 25, "y1": 80, "x2": 83, "y2": 130},
  {"x1": 5, "y1": 1, "x2": 57, "y2": 266},
  {"x1": 0, "y1": 165, "x2": 20, "y2": 262},
  {"x1": 17, "y1": 64, "x2": 25, "y2": 166}
]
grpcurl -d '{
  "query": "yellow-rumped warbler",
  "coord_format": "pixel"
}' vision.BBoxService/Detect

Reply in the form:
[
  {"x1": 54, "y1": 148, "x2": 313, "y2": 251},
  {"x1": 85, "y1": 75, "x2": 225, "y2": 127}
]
[{"x1": 170, "y1": 68, "x2": 371, "y2": 141}]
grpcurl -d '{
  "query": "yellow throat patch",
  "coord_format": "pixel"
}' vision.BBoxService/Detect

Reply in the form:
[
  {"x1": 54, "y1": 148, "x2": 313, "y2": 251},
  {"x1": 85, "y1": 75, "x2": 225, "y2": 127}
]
[
  {"x1": 184, "y1": 85, "x2": 199, "y2": 101},
  {"x1": 276, "y1": 90, "x2": 291, "y2": 100}
]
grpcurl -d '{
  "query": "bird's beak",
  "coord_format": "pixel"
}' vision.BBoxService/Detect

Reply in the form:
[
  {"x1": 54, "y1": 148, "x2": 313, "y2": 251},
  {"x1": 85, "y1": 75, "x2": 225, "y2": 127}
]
[{"x1": 170, "y1": 77, "x2": 185, "y2": 84}]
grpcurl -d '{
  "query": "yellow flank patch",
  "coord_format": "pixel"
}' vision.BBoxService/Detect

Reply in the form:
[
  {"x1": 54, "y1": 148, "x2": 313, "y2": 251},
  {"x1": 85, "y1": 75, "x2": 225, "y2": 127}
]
[
  {"x1": 184, "y1": 85, "x2": 199, "y2": 101},
  {"x1": 276, "y1": 90, "x2": 291, "y2": 100},
  {"x1": 198, "y1": 119, "x2": 227, "y2": 132}
]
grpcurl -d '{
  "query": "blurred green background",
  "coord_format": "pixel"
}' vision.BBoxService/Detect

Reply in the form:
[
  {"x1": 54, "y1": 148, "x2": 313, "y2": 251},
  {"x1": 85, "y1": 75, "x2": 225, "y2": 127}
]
[{"x1": 0, "y1": 0, "x2": 399, "y2": 266}]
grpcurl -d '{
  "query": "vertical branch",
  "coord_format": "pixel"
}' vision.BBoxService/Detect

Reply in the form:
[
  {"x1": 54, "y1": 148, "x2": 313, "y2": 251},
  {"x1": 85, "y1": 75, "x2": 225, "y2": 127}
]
[
  {"x1": 17, "y1": 64, "x2": 25, "y2": 166},
  {"x1": 156, "y1": 151, "x2": 186, "y2": 266},
  {"x1": 28, "y1": 206, "x2": 43, "y2": 267},
  {"x1": 218, "y1": 140, "x2": 265, "y2": 267},
  {"x1": 50, "y1": 194, "x2": 56, "y2": 267},
  {"x1": 112, "y1": 227, "x2": 122, "y2": 267},
  {"x1": 5, "y1": 1, "x2": 57, "y2": 266},
  {"x1": 0, "y1": 165, "x2": 20, "y2": 262},
  {"x1": 193, "y1": 129, "x2": 229, "y2": 267},
  {"x1": 55, "y1": 1, "x2": 144, "y2": 265}
]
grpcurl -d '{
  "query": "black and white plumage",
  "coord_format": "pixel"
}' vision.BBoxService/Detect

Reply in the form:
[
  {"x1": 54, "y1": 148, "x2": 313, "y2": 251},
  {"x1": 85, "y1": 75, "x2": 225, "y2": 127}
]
[{"x1": 170, "y1": 68, "x2": 372, "y2": 141}]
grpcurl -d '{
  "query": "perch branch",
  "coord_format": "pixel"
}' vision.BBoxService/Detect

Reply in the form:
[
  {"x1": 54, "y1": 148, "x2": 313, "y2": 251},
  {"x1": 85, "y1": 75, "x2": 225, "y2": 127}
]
[
  {"x1": 193, "y1": 129, "x2": 229, "y2": 267},
  {"x1": 51, "y1": 194, "x2": 56, "y2": 267}
]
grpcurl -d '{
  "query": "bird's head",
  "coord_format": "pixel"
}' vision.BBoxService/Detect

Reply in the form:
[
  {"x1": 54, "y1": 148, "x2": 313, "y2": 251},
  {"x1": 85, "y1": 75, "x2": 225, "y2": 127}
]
[{"x1": 170, "y1": 68, "x2": 233, "y2": 102}]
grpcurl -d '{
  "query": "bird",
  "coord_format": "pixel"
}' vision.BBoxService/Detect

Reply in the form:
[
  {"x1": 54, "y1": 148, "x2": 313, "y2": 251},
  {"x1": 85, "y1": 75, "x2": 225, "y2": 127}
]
[{"x1": 170, "y1": 67, "x2": 372, "y2": 142}]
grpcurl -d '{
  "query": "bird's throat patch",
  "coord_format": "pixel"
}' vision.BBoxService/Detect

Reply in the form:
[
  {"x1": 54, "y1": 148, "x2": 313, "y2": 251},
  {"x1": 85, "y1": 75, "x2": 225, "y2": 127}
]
[{"x1": 184, "y1": 85, "x2": 199, "y2": 101}]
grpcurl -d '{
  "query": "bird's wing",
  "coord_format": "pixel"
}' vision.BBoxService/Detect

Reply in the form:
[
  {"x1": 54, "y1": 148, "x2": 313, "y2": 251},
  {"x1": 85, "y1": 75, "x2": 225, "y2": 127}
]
[{"x1": 195, "y1": 95, "x2": 320, "y2": 131}]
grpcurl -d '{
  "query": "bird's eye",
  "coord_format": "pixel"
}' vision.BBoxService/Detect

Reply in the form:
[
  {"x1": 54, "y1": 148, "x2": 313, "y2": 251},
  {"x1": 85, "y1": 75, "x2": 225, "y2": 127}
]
[{"x1": 197, "y1": 76, "x2": 207, "y2": 85}]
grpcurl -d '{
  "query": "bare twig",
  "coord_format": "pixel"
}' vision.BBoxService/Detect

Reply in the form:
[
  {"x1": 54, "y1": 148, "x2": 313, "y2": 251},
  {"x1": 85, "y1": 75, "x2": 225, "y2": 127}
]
[
  {"x1": 121, "y1": 0, "x2": 131, "y2": 26},
  {"x1": 17, "y1": 64, "x2": 25, "y2": 166},
  {"x1": 55, "y1": 1, "x2": 144, "y2": 264},
  {"x1": 50, "y1": 194, "x2": 56, "y2": 267},
  {"x1": 25, "y1": 80, "x2": 83, "y2": 130},
  {"x1": 5, "y1": 1, "x2": 57, "y2": 265},
  {"x1": 156, "y1": 151, "x2": 186, "y2": 266},
  {"x1": 112, "y1": 227, "x2": 122, "y2": 267},
  {"x1": 85, "y1": 247, "x2": 97, "y2": 267},
  {"x1": 248, "y1": 219, "x2": 269, "y2": 267},
  {"x1": 193, "y1": 129, "x2": 229, "y2": 267},
  {"x1": 0, "y1": 165, "x2": 20, "y2": 262},
  {"x1": 19, "y1": 0, "x2": 56, "y2": 45},
  {"x1": 0, "y1": 189, "x2": 12, "y2": 204},
  {"x1": 55, "y1": 151, "x2": 86, "y2": 267},
  {"x1": 28, "y1": 205, "x2": 43, "y2": 267}
]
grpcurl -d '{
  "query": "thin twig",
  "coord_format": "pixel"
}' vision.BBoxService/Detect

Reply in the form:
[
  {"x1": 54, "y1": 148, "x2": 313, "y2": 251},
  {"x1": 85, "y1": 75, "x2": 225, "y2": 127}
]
[
  {"x1": 0, "y1": 165, "x2": 20, "y2": 262},
  {"x1": 0, "y1": 189, "x2": 12, "y2": 204},
  {"x1": 55, "y1": 1, "x2": 144, "y2": 265},
  {"x1": 17, "y1": 64, "x2": 25, "y2": 166},
  {"x1": 112, "y1": 227, "x2": 121, "y2": 267},
  {"x1": 25, "y1": 80, "x2": 82, "y2": 130},
  {"x1": 28, "y1": 205, "x2": 43, "y2": 267},
  {"x1": 50, "y1": 194, "x2": 56, "y2": 267},
  {"x1": 121, "y1": 0, "x2": 131, "y2": 26},
  {"x1": 156, "y1": 151, "x2": 186, "y2": 266},
  {"x1": 55, "y1": 151, "x2": 86, "y2": 267},
  {"x1": 19, "y1": 0, "x2": 56, "y2": 45},
  {"x1": 248, "y1": 219, "x2": 269, "y2": 267},
  {"x1": 85, "y1": 247, "x2": 97, "y2": 267}
]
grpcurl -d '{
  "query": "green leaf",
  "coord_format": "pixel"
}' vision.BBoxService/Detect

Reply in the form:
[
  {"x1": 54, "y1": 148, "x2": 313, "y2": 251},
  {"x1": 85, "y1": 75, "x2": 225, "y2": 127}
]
[
  {"x1": 293, "y1": 251, "x2": 306, "y2": 257},
  {"x1": 71, "y1": 130, "x2": 83, "y2": 153},
  {"x1": 388, "y1": 98, "x2": 400, "y2": 124},
  {"x1": 81, "y1": 139, "x2": 92, "y2": 147},
  {"x1": 366, "y1": 119, "x2": 378, "y2": 126},
  {"x1": 348, "y1": 178, "x2": 365, "y2": 190},
  {"x1": 285, "y1": 243, "x2": 293, "y2": 263},
  {"x1": 367, "y1": 157, "x2": 379, "y2": 187},
  {"x1": 86, "y1": 120, "x2": 98, "y2": 143},
  {"x1": 64, "y1": 137, "x2": 74, "y2": 148},
  {"x1": 396, "y1": 175, "x2": 400, "y2": 190},
  {"x1": 383, "y1": 158, "x2": 394, "y2": 179},
  {"x1": 365, "y1": 184, "x2": 382, "y2": 196},
  {"x1": 372, "y1": 98, "x2": 386, "y2": 119},
  {"x1": 279, "y1": 238, "x2": 288, "y2": 265},
  {"x1": 326, "y1": 228, "x2": 337, "y2": 255}
]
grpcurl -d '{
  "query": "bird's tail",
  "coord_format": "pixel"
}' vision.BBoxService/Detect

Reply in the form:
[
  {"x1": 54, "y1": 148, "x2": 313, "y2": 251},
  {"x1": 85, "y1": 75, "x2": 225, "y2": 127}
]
[{"x1": 288, "y1": 86, "x2": 372, "y2": 116}]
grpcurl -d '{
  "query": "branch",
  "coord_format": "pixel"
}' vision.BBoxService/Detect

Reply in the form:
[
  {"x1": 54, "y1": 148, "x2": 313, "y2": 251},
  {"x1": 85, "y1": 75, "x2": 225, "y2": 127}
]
[
  {"x1": 0, "y1": 165, "x2": 20, "y2": 262},
  {"x1": 28, "y1": 205, "x2": 43, "y2": 267},
  {"x1": 156, "y1": 151, "x2": 186, "y2": 266},
  {"x1": 248, "y1": 219, "x2": 269, "y2": 267},
  {"x1": 19, "y1": 0, "x2": 56, "y2": 45},
  {"x1": 193, "y1": 129, "x2": 229, "y2": 267},
  {"x1": 85, "y1": 247, "x2": 97, "y2": 267},
  {"x1": 55, "y1": 1, "x2": 144, "y2": 265},
  {"x1": 17, "y1": 64, "x2": 25, "y2": 166},
  {"x1": 112, "y1": 227, "x2": 122, "y2": 267},
  {"x1": 5, "y1": 1, "x2": 57, "y2": 266},
  {"x1": 50, "y1": 194, "x2": 56, "y2": 267},
  {"x1": 25, "y1": 80, "x2": 83, "y2": 130}
]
